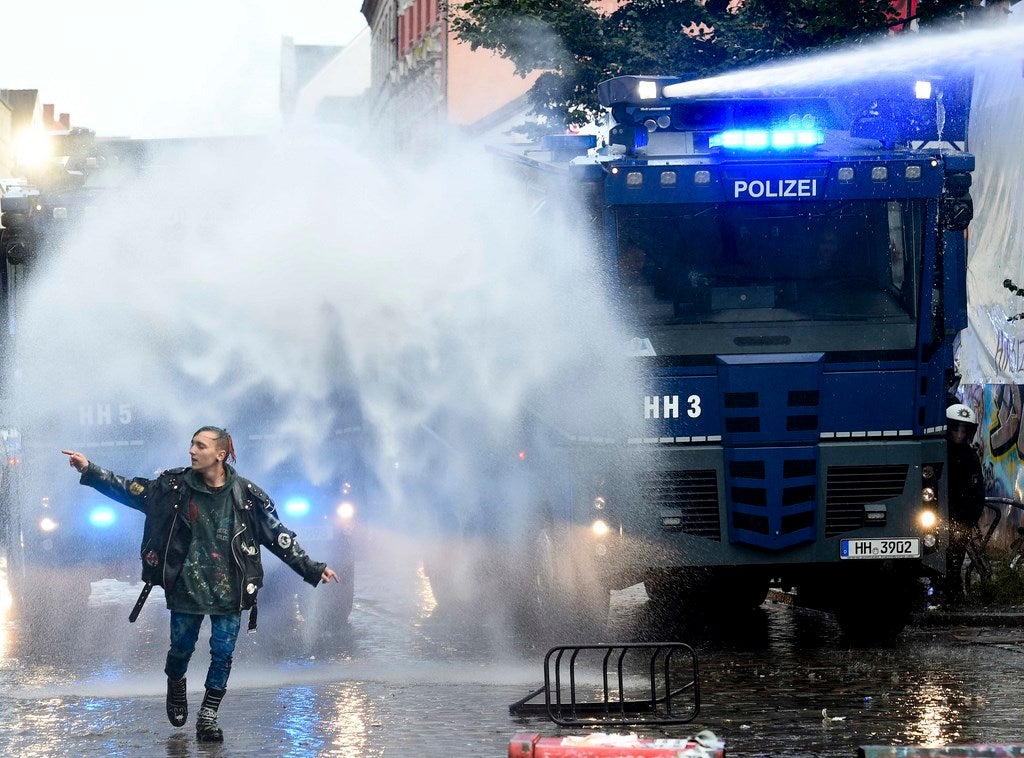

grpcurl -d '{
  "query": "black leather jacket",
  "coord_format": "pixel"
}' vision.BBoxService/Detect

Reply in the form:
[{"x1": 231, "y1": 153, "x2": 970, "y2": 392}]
[
  {"x1": 80, "y1": 462, "x2": 326, "y2": 613},
  {"x1": 947, "y1": 441, "x2": 985, "y2": 526}
]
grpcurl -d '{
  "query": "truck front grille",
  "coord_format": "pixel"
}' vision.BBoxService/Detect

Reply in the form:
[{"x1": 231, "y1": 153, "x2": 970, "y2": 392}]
[
  {"x1": 639, "y1": 470, "x2": 721, "y2": 541},
  {"x1": 825, "y1": 464, "x2": 910, "y2": 537}
]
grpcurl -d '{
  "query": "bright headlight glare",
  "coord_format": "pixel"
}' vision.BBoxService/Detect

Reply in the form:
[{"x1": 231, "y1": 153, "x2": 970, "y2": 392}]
[
  {"x1": 14, "y1": 128, "x2": 52, "y2": 168},
  {"x1": 591, "y1": 519, "x2": 610, "y2": 537},
  {"x1": 918, "y1": 509, "x2": 938, "y2": 530},
  {"x1": 336, "y1": 501, "x2": 355, "y2": 521},
  {"x1": 39, "y1": 516, "x2": 58, "y2": 532}
]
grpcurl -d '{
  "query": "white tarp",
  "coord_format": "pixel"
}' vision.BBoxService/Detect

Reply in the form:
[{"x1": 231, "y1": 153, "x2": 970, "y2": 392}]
[{"x1": 957, "y1": 9, "x2": 1024, "y2": 384}]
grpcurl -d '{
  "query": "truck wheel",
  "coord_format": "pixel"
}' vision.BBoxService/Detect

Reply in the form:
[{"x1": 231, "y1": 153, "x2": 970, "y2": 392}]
[
  {"x1": 259, "y1": 561, "x2": 355, "y2": 633},
  {"x1": 514, "y1": 525, "x2": 609, "y2": 643},
  {"x1": 705, "y1": 570, "x2": 770, "y2": 614},
  {"x1": 644, "y1": 570, "x2": 688, "y2": 608},
  {"x1": 833, "y1": 572, "x2": 918, "y2": 643},
  {"x1": 330, "y1": 562, "x2": 355, "y2": 624},
  {"x1": 424, "y1": 543, "x2": 480, "y2": 610},
  {"x1": 304, "y1": 561, "x2": 354, "y2": 627}
]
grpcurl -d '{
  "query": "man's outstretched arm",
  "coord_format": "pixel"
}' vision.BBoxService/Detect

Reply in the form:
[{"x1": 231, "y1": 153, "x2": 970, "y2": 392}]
[
  {"x1": 61, "y1": 449, "x2": 89, "y2": 473},
  {"x1": 61, "y1": 449, "x2": 150, "y2": 513}
]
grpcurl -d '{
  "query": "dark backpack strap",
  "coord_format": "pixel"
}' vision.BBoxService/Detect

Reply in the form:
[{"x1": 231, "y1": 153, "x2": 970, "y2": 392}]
[{"x1": 129, "y1": 582, "x2": 153, "y2": 623}]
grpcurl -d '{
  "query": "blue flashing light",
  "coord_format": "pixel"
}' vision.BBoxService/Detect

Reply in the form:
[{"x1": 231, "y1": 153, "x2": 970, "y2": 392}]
[
  {"x1": 772, "y1": 131, "x2": 796, "y2": 148},
  {"x1": 283, "y1": 496, "x2": 311, "y2": 518},
  {"x1": 709, "y1": 128, "x2": 825, "y2": 151},
  {"x1": 88, "y1": 505, "x2": 117, "y2": 528}
]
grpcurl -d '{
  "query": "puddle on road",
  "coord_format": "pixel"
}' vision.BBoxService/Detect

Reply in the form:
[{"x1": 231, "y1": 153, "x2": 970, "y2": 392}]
[{"x1": 2, "y1": 555, "x2": 1023, "y2": 756}]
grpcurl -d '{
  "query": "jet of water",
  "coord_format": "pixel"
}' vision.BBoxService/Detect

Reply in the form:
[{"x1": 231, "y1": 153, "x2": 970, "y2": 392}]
[
  {"x1": 665, "y1": 20, "x2": 1024, "y2": 98},
  {"x1": 8, "y1": 126, "x2": 637, "y2": 534}
]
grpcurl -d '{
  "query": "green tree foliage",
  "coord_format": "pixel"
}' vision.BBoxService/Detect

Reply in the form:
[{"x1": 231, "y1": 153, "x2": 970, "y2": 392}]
[{"x1": 450, "y1": 0, "x2": 969, "y2": 128}]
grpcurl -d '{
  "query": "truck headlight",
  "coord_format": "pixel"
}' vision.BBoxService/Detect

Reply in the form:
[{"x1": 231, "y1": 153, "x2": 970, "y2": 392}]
[
  {"x1": 591, "y1": 519, "x2": 610, "y2": 537},
  {"x1": 336, "y1": 501, "x2": 355, "y2": 522},
  {"x1": 39, "y1": 516, "x2": 59, "y2": 532},
  {"x1": 918, "y1": 509, "x2": 938, "y2": 530}
]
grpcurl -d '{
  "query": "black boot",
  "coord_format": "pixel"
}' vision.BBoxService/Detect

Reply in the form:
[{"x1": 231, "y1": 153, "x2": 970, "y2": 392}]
[
  {"x1": 165, "y1": 676, "x2": 187, "y2": 727},
  {"x1": 196, "y1": 688, "x2": 225, "y2": 742}
]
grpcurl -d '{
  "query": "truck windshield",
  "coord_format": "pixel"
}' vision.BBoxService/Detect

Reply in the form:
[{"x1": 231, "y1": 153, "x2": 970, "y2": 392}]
[{"x1": 615, "y1": 199, "x2": 923, "y2": 356}]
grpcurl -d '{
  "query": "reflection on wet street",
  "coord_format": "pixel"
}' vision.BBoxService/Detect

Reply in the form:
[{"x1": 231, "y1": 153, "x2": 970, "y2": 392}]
[{"x1": 1, "y1": 540, "x2": 1024, "y2": 757}]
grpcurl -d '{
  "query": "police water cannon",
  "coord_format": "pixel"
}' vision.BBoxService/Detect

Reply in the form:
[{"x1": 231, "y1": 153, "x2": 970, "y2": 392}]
[
  {"x1": 0, "y1": 185, "x2": 43, "y2": 265},
  {"x1": 480, "y1": 69, "x2": 979, "y2": 644},
  {"x1": 1, "y1": 127, "x2": 105, "y2": 266},
  {"x1": 15, "y1": 126, "x2": 98, "y2": 190}
]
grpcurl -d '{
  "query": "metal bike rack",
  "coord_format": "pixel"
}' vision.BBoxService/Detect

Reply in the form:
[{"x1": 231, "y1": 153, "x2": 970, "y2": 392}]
[{"x1": 510, "y1": 642, "x2": 700, "y2": 727}]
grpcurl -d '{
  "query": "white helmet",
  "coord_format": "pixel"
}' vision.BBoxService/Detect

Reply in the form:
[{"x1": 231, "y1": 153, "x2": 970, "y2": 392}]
[{"x1": 946, "y1": 403, "x2": 978, "y2": 425}]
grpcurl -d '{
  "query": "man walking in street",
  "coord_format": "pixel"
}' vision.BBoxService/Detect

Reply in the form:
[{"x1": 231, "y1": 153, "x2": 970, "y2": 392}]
[{"x1": 62, "y1": 425, "x2": 340, "y2": 743}]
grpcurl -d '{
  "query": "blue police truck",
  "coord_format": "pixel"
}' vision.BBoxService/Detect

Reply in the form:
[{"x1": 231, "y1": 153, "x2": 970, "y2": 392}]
[{"x1": 491, "y1": 74, "x2": 975, "y2": 640}]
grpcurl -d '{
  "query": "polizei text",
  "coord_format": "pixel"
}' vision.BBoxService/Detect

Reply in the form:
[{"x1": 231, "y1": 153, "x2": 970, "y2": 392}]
[{"x1": 733, "y1": 178, "x2": 819, "y2": 199}]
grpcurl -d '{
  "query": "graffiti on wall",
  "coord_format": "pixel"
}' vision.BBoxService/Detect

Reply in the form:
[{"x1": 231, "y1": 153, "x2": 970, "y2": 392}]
[{"x1": 963, "y1": 383, "x2": 1024, "y2": 542}]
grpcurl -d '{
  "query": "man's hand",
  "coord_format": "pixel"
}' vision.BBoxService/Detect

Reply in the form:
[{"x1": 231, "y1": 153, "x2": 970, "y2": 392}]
[
  {"x1": 61, "y1": 450, "x2": 89, "y2": 473},
  {"x1": 321, "y1": 566, "x2": 340, "y2": 584}
]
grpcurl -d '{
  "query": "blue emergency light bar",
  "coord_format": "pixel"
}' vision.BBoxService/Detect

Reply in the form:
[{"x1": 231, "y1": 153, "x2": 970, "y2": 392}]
[
  {"x1": 595, "y1": 73, "x2": 957, "y2": 150},
  {"x1": 709, "y1": 127, "x2": 825, "y2": 150},
  {"x1": 283, "y1": 496, "x2": 311, "y2": 518},
  {"x1": 88, "y1": 505, "x2": 117, "y2": 528}
]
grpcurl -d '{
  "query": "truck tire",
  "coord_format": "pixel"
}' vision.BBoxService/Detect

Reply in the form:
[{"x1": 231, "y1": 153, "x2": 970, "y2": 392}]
[
  {"x1": 424, "y1": 550, "x2": 474, "y2": 610},
  {"x1": 512, "y1": 524, "x2": 609, "y2": 643},
  {"x1": 329, "y1": 562, "x2": 355, "y2": 625},
  {"x1": 832, "y1": 570, "x2": 919, "y2": 643},
  {"x1": 259, "y1": 561, "x2": 355, "y2": 633}
]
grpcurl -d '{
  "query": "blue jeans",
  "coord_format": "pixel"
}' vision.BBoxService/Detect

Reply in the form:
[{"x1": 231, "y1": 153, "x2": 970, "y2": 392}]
[{"x1": 164, "y1": 611, "x2": 241, "y2": 691}]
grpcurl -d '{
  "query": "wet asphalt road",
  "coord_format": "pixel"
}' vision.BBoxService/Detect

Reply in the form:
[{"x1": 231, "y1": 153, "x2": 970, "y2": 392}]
[{"x1": 1, "y1": 533, "x2": 1023, "y2": 757}]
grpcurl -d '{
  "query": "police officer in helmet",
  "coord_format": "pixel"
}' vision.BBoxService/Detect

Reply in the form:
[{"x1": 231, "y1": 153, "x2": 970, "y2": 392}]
[{"x1": 944, "y1": 403, "x2": 985, "y2": 605}]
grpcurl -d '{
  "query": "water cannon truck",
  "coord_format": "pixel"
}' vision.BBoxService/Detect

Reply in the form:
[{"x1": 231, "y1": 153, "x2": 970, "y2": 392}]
[{"x1": 481, "y1": 72, "x2": 974, "y2": 641}]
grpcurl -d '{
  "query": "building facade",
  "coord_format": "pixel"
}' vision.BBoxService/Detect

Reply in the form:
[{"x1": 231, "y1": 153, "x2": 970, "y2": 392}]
[
  {"x1": 360, "y1": 0, "x2": 547, "y2": 146},
  {"x1": 0, "y1": 95, "x2": 13, "y2": 178}
]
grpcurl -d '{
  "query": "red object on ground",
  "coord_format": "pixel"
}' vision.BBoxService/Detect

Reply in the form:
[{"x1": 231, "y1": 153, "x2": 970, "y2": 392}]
[{"x1": 508, "y1": 732, "x2": 725, "y2": 758}]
